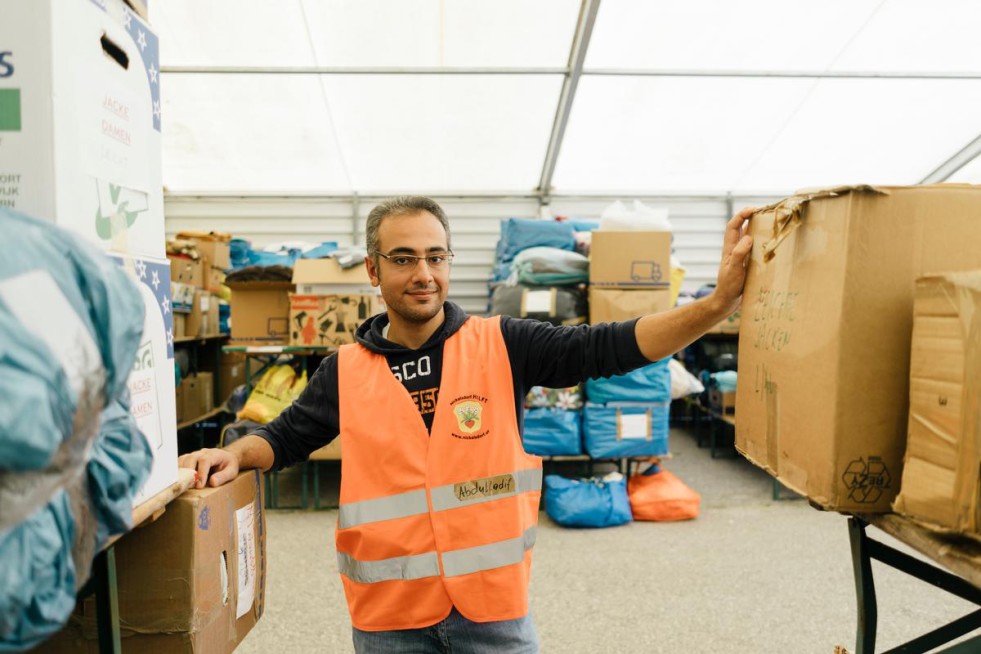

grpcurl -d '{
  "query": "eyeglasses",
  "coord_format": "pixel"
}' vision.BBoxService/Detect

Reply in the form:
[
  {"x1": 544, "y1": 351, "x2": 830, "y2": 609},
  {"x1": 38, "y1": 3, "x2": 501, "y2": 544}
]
[{"x1": 373, "y1": 250, "x2": 455, "y2": 269}]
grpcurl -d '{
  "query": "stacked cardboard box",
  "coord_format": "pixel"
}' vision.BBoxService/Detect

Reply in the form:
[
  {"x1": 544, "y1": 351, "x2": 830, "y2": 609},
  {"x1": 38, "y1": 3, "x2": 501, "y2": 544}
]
[
  {"x1": 289, "y1": 258, "x2": 381, "y2": 348},
  {"x1": 588, "y1": 230, "x2": 672, "y2": 322},
  {"x1": 168, "y1": 234, "x2": 230, "y2": 340},
  {"x1": 736, "y1": 185, "x2": 981, "y2": 513},
  {"x1": 893, "y1": 272, "x2": 981, "y2": 534},
  {"x1": 227, "y1": 281, "x2": 294, "y2": 345},
  {"x1": 45, "y1": 471, "x2": 267, "y2": 653},
  {"x1": 0, "y1": 0, "x2": 175, "y2": 504}
]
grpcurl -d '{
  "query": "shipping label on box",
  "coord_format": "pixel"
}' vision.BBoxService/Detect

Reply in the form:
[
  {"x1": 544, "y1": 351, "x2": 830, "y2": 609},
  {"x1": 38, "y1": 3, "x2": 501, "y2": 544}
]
[
  {"x1": 289, "y1": 294, "x2": 379, "y2": 348},
  {"x1": 589, "y1": 231, "x2": 672, "y2": 289},
  {"x1": 735, "y1": 185, "x2": 981, "y2": 513},
  {"x1": 0, "y1": 0, "x2": 164, "y2": 258},
  {"x1": 588, "y1": 287, "x2": 672, "y2": 323},
  {"x1": 170, "y1": 280, "x2": 195, "y2": 313},
  {"x1": 112, "y1": 253, "x2": 178, "y2": 506}
]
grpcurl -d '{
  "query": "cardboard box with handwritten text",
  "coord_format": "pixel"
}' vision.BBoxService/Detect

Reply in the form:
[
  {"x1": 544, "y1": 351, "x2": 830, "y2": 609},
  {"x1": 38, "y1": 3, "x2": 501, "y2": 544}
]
[{"x1": 736, "y1": 186, "x2": 981, "y2": 512}]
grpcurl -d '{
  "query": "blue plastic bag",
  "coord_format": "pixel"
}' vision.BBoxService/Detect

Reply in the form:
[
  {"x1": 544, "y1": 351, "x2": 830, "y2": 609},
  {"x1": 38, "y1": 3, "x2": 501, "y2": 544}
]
[
  {"x1": 496, "y1": 218, "x2": 576, "y2": 264},
  {"x1": 522, "y1": 408, "x2": 581, "y2": 456},
  {"x1": 583, "y1": 402, "x2": 670, "y2": 458},
  {"x1": 585, "y1": 357, "x2": 671, "y2": 404},
  {"x1": 544, "y1": 473, "x2": 632, "y2": 528}
]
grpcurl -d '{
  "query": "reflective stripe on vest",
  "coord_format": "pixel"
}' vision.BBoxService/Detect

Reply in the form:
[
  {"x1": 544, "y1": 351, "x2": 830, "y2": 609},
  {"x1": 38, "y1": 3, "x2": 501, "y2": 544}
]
[
  {"x1": 337, "y1": 526, "x2": 537, "y2": 583},
  {"x1": 442, "y1": 525, "x2": 537, "y2": 578},
  {"x1": 338, "y1": 488, "x2": 429, "y2": 530},
  {"x1": 338, "y1": 467, "x2": 542, "y2": 529},
  {"x1": 336, "y1": 550, "x2": 441, "y2": 584}
]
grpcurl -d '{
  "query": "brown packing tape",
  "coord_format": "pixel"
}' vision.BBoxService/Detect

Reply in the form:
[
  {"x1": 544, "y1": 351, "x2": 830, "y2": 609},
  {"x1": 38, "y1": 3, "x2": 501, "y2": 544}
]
[
  {"x1": 614, "y1": 407, "x2": 652, "y2": 441},
  {"x1": 758, "y1": 185, "x2": 887, "y2": 262}
]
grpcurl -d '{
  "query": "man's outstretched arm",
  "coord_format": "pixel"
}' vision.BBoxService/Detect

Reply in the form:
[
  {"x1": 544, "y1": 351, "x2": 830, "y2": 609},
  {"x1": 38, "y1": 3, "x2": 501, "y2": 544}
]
[{"x1": 634, "y1": 207, "x2": 754, "y2": 362}]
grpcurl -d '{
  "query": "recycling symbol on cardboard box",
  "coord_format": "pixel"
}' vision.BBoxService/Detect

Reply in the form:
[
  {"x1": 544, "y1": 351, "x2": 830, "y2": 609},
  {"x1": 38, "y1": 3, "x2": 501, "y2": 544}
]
[{"x1": 842, "y1": 456, "x2": 891, "y2": 503}]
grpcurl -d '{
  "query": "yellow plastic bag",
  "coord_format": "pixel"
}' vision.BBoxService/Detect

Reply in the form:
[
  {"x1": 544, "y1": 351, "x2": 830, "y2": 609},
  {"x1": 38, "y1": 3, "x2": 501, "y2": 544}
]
[{"x1": 237, "y1": 365, "x2": 308, "y2": 424}]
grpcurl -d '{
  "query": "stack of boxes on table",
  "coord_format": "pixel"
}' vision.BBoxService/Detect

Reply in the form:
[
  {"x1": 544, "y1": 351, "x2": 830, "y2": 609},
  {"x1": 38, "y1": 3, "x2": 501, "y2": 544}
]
[
  {"x1": 489, "y1": 218, "x2": 590, "y2": 456},
  {"x1": 735, "y1": 185, "x2": 981, "y2": 537},
  {"x1": 583, "y1": 223, "x2": 674, "y2": 459},
  {"x1": 167, "y1": 232, "x2": 231, "y2": 424},
  {"x1": 0, "y1": 1, "x2": 266, "y2": 650},
  {"x1": 488, "y1": 214, "x2": 677, "y2": 460}
]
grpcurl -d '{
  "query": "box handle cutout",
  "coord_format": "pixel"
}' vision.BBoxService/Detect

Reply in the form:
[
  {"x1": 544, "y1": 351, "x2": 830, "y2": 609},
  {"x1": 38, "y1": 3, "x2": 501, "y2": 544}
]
[{"x1": 100, "y1": 33, "x2": 129, "y2": 70}]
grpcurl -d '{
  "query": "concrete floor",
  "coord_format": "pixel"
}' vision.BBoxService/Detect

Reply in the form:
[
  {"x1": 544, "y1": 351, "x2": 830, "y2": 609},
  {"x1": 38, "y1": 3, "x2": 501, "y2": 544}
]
[{"x1": 238, "y1": 426, "x2": 976, "y2": 653}]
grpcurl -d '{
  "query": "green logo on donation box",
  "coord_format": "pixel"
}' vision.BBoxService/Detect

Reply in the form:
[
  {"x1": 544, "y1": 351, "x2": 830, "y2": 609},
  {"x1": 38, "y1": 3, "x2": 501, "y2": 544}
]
[
  {"x1": 94, "y1": 181, "x2": 149, "y2": 241},
  {"x1": 0, "y1": 89, "x2": 21, "y2": 131}
]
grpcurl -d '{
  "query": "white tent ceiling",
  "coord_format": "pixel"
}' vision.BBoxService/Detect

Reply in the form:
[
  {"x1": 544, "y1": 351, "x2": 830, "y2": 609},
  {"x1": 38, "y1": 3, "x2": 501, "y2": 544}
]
[{"x1": 152, "y1": 0, "x2": 981, "y2": 199}]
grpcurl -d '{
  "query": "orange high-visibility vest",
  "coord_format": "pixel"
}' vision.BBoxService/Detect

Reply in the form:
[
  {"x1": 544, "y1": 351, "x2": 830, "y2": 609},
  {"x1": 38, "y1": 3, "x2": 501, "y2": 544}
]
[{"x1": 335, "y1": 315, "x2": 543, "y2": 632}]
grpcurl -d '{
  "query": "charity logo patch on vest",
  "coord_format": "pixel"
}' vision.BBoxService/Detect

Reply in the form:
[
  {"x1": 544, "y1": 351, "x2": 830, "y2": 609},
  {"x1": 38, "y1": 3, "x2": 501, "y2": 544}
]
[{"x1": 451, "y1": 394, "x2": 488, "y2": 439}]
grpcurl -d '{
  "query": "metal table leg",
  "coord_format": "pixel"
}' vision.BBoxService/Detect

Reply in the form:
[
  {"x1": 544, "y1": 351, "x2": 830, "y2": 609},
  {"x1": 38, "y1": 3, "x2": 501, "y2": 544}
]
[
  {"x1": 847, "y1": 517, "x2": 981, "y2": 653},
  {"x1": 93, "y1": 547, "x2": 121, "y2": 654}
]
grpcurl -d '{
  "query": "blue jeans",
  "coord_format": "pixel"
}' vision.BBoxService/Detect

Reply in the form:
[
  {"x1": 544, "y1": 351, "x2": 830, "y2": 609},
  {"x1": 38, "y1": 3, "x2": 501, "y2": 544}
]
[{"x1": 352, "y1": 608, "x2": 539, "y2": 653}]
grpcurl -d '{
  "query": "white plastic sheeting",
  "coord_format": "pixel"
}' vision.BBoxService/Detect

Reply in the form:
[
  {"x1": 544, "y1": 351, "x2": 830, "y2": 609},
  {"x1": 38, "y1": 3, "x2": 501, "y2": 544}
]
[{"x1": 153, "y1": 0, "x2": 981, "y2": 195}]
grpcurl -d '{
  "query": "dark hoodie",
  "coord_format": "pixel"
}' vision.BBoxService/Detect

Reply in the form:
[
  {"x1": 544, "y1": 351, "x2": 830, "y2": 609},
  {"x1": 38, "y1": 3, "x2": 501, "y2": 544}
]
[{"x1": 254, "y1": 302, "x2": 651, "y2": 471}]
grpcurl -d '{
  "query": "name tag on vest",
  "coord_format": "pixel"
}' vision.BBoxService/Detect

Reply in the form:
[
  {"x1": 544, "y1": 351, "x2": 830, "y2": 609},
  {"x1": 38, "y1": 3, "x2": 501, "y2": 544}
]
[{"x1": 454, "y1": 474, "x2": 516, "y2": 502}]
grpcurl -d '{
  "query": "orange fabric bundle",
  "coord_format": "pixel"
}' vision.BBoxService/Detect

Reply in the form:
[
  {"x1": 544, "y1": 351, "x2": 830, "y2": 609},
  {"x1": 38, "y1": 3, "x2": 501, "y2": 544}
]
[{"x1": 627, "y1": 468, "x2": 700, "y2": 521}]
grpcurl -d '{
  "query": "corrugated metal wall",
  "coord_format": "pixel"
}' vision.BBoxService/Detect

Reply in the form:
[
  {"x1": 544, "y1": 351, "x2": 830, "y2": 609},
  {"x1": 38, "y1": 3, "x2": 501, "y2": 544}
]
[{"x1": 165, "y1": 194, "x2": 780, "y2": 316}]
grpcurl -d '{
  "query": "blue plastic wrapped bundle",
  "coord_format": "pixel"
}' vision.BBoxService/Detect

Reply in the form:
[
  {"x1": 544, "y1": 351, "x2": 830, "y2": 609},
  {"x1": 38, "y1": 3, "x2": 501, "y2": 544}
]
[
  {"x1": 0, "y1": 489, "x2": 77, "y2": 652},
  {"x1": 0, "y1": 209, "x2": 151, "y2": 650},
  {"x1": 510, "y1": 247, "x2": 589, "y2": 286},
  {"x1": 585, "y1": 357, "x2": 671, "y2": 405},
  {"x1": 496, "y1": 218, "x2": 576, "y2": 264},
  {"x1": 522, "y1": 408, "x2": 581, "y2": 456},
  {"x1": 0, "y1": 208, "x2": 144, "y2": 471},
  {"x1": 86, "y1": 396, "x2": 153, "y2": 550},
  {"x1": 583, "y1": 401, "x2": 670, "y2": 458},
  {"x1": 544, "y1": 473, "x2": 632, "y2": 528}
]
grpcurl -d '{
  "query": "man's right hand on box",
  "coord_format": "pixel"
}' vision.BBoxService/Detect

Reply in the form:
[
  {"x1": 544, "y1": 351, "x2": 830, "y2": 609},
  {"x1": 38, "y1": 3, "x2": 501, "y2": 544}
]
[{"x1": 178, "y1": 448, "x2": 240, "y2": 489}]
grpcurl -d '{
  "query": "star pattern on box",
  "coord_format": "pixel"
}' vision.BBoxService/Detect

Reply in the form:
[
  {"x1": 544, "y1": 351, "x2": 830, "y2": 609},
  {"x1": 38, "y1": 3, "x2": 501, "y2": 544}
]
[
  {"x1": 117, "y1": 7, "x2": 161, "y2": 132},
  {"x1": 115, "y1": 256, "x2": 175, "y2": 361}
]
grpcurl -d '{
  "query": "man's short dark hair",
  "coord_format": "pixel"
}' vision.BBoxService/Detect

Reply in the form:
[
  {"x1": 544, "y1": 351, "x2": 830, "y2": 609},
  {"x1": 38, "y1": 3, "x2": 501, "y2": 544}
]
[{"x1": 365, "y1": 196, "x2": 451, "y2": 263}]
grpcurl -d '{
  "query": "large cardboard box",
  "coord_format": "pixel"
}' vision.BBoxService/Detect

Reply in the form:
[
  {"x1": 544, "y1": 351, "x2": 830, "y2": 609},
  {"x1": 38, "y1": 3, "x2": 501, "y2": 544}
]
[
  {"x1": 176, "y1": 231, "x2": 232, "y2": 270},
  {"x1": 589, "y1": 231, "x2": 672, "y2": 289},
  {"x1": 292, "y1": 258, "x2": 376, "y2": 295},
  {"x1": 0, "y1": 0, "x2": 164, "y2": 259},
  {"x1": 228, "y1": 282, "x2": 292, "y2": 344},
  {"x1": 180, "y1": 374, "x2": 203, "y2": 422},
  {"x1": 289, "y1": 294, "x2": 380, "y2": 347},
  {"x1": 588, "y1": 287, "x2": 672, "y2": 323},
  {"x1": 736, "y1": 185, "x2": 981, "y2": 513},
  {"x1": 47, "y1": 471, "x2": 266, "y2": 653},
  {"x1": 112, "y1": 254, "x2": 178, "y2": 506},
  {"x1": 197, "y1": 371, "x2": 215, "y2": 414},
  {"x1": 218, "y1": 350, "x2": 247, "y2": 401},
  {"x1": 894, "y1": 272, "x2": 981, "y2": 534},
  {"x1": 168, "y1": 256, "x2": 204, "y2": 288}
]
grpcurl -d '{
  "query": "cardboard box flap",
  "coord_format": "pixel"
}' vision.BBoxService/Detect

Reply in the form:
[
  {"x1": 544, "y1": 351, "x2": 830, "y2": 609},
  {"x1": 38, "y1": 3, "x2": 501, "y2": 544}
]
[
  {"x1": 292, "y1": 258, "x2": 371, "y2": 286},
  {"x1": 176, "y1": 230, "x2": 232, "y2": 244},
  {"x1": 758, "y1": 185, "x2": 888, "y2": 262},
  {"x1": 226, "y1": 281, "x2": 294, "y2": 291}
]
